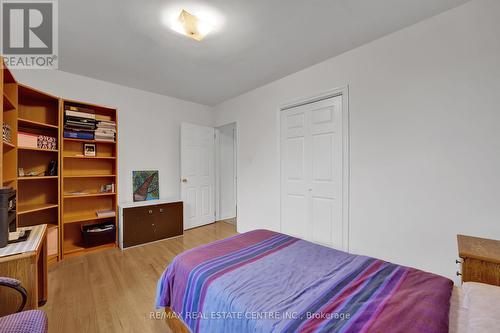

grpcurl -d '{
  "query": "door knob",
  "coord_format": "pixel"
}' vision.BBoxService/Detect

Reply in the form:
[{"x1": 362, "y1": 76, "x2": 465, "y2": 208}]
[
  {"x1": 182, "y1": 178, "x2": 188, "y2": 183},
  {"x1": 148, "y1": 210, "x2": 153, "y2": 214}
]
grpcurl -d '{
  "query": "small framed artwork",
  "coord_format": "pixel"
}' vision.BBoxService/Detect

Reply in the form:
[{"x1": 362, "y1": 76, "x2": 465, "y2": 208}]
[
  {"x1": 133, "y1": 170, "x2": 159, "y2": 202},
  {"x1": 83, "y1": 143, "x2": 96, "y2": 157}
]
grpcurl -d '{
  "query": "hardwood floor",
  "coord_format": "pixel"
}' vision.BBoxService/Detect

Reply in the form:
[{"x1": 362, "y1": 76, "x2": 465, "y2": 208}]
[{"x1": 43, "y1": 221, "x2": 237, "y2": 333}]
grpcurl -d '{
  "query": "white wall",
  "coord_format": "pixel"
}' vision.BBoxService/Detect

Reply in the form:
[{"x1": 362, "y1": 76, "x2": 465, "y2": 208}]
[
  {"x1": 13, "y1": 70, "x2": 213, "y2": 203},
  {"x1": 213, "y1": 0, "x2": 500, "y2": 279}
]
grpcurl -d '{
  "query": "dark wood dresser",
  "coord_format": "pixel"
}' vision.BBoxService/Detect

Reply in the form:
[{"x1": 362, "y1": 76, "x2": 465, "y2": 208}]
[
  {"x1": 457, "y1": 234, "x2": 500, "y2": 286},
  {"x1": 119, "y1": 200, "x2": 183, "y2": 249}
]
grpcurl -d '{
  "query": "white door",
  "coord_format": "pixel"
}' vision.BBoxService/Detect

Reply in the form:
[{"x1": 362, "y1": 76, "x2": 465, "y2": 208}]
[
  {"x1": 280, "y1": 95, "x2": 344, "y2": 248},
  {"x1": 181, "y1": 123, "x2": 215, "y2": 229}
]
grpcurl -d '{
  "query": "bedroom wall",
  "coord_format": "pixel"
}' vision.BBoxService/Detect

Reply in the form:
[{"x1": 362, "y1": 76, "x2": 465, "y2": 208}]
[
  {"x1": 213, "y1": 0, "x2": 500, "y2": 279},
  {"x1": 12, "y1": 69, "x2": 213, "y2": 203}
]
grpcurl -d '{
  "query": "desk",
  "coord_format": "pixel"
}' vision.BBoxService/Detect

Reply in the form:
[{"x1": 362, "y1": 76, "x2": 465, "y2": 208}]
[{"x1": 0, "y1": 224, "x2": 47, "y2": 316}]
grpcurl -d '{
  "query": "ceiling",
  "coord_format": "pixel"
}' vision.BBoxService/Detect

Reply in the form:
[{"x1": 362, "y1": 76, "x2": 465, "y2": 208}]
[{"x1": 59, "y1": 0, "x2": 470, "y2": 106}]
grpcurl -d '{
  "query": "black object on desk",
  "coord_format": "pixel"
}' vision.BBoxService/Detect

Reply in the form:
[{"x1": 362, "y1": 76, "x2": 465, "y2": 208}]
[{"x1": 0, "y1": 187, "x2": 16, "y2": 248}]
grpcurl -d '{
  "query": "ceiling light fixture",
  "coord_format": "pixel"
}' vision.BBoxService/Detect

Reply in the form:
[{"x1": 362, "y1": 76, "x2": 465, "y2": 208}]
[
  {"x1": 162, "y1": 4, "x2": 223, "y2": 41},
  {"x1": 172, "y1": 9, "x2": 213, "y2": 41}
]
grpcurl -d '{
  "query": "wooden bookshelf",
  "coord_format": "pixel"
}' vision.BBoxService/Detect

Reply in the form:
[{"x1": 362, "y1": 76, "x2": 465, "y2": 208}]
[
  {"x1": 1, "y1": 59, "x2": 18, "y2": 194},
  {"x1": 0, "y1": 61, "x2": 119, "y2": 262},
  {"x1": 16, "y1": 84, "x2": 61, "y2": 261},
  {"x1": 61, "y1": 99, "x2": 118, "y2": 258}
]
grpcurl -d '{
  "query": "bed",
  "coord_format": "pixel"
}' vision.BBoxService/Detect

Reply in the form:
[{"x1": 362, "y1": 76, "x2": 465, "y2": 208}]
[{"x1": 156, "y1": 230, "x2": 499, "y2": 332}]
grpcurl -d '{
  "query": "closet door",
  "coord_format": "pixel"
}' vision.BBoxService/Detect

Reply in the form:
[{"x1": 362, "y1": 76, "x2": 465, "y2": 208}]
[
  {"x1": 280, "y1": 107, "x2": 310, "y2": 239},
  {"x1": 280, "y1": 95, "x2": 343, "y2": 248},
  {"x1": 308, "y1": 96, "x2": 343, "y2": 247}
]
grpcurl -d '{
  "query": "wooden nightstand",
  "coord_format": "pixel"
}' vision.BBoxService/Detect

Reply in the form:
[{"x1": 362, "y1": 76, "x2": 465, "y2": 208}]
[{"x1": 457, "y1": 234, "x2": 500, "y2": 286}]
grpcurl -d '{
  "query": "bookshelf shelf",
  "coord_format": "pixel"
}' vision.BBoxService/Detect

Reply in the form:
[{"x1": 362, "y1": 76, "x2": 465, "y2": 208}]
[
  {"x1": 3, "y1": 91, "x2": 15, "y2": 111},
  {"x1": 2, "y1": 140, "x2": 15, "y2": 148},
  {"x1": 63, "y1": 138, "x2": 115, "y2": 144},
  {"x1": 63, "y1": 213, "x2": 116, "y2": 224},
  {"x1": 62, "y1": 242, "x2": 116, "y2": 258},
  {"x1": 18, "y1": 146, "x2": 58, "y2": 153},
  {"x1": 17, "y1": 203, "x2": 59, "y2": 215},
  {"x1": 64, "y1": 192, "x2": 116, "y2": 199},
  {"x1": 18, "y1": 176, "x2": 58, "y2": 181},
  {"x1": 2, "y1": 177, "x2": 16, "y2": 184},
  {"x1": 63, "y1": 156, "x2": 116, "y2": 160},
  {"x1": 64, "y1": 174, "x2": 116, "y2": 178},
  {"x1": 18, "y1": 117, "x2": 58, "y2": 130}
]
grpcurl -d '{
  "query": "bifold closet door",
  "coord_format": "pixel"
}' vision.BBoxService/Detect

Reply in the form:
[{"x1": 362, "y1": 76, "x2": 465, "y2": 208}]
[{"x1": 280, "y1": 96, "x2": 343, "y2": 248}]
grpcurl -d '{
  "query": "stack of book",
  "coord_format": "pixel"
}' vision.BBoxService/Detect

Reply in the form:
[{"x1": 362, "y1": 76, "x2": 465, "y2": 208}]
[
  {"x1": 64, "y1": 106, "x2": 96, "y2": 140},
  {"x1": 95, "y1": 119, "x2": 116, "y2": 142}
]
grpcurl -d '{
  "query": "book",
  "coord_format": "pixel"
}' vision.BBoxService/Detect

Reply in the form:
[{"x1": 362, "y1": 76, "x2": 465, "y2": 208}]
[
  {"x1": 64, "y1": 130, "x2": 94, "y2": 140},
  {"x1": 66, "y1": 123, "x2": 96, "y2": 130},
  {"x1": 66, "y1": 120, "x2": 96, "y2": 127},
  {"x1": 97, "y1": 120, "x2": 115, "y2": 125},
  {"x1": 96, "y1": 209, "x2": 116, "y2": 218},
  {"x1": 94, "y1": 132, "x2": 115, "y2": 137},
  {"x1": 67, "y1": 105, "x2": 96, "y2": 114},
  {"x1": 65, "y1": 109, "x2": 96, "y2": 120},
  {"x1": 65, "y1": 191, "x2": 89, "y2": 196},
  {"x1": 65, "y1": 116, "x2": 96, "y2": 124}
]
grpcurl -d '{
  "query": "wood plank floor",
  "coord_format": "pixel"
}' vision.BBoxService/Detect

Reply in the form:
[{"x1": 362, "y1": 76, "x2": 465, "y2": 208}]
[{"x1": 43, "y1": 222, "x2": 237, "y2": 333}]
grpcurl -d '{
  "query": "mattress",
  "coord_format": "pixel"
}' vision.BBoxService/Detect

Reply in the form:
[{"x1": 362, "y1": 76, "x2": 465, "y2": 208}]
[{"x1": 156, "y1": 229, "x2": 454, "y2": 333}]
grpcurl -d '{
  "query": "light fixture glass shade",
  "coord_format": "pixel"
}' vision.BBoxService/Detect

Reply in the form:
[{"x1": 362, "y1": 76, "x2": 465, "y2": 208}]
[{"x1": 177, "y1": 9, "x2": 212, "y2": 41}]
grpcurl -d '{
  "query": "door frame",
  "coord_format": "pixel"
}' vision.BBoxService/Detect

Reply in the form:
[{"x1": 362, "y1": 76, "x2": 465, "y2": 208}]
[
  {"x1": 214, "y1": 122, "x2": 238, "y2": 221},
  {"x1": 278, "y1": 86, "x2": 350, "y2": 251}
]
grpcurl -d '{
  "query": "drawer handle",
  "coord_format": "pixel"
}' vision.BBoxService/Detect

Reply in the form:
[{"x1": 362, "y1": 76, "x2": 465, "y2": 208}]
[
  {"x1": 159, "y1": 208, "x2": 164, "y2": 213},
  {"x1": 148, "y1": 210, "x2": 153, "y2": 214},
  {"x1": 456, "y1": 271, "x2": 462, "y2": 276},
  {"x1": 455, "y1": 260, "x2": 461, "y2": 264}
]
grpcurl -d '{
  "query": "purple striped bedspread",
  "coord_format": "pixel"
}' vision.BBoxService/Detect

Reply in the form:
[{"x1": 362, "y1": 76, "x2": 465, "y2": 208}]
[{"x1": 156, "y1": 230, "x2": 453, "y2": 333}]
